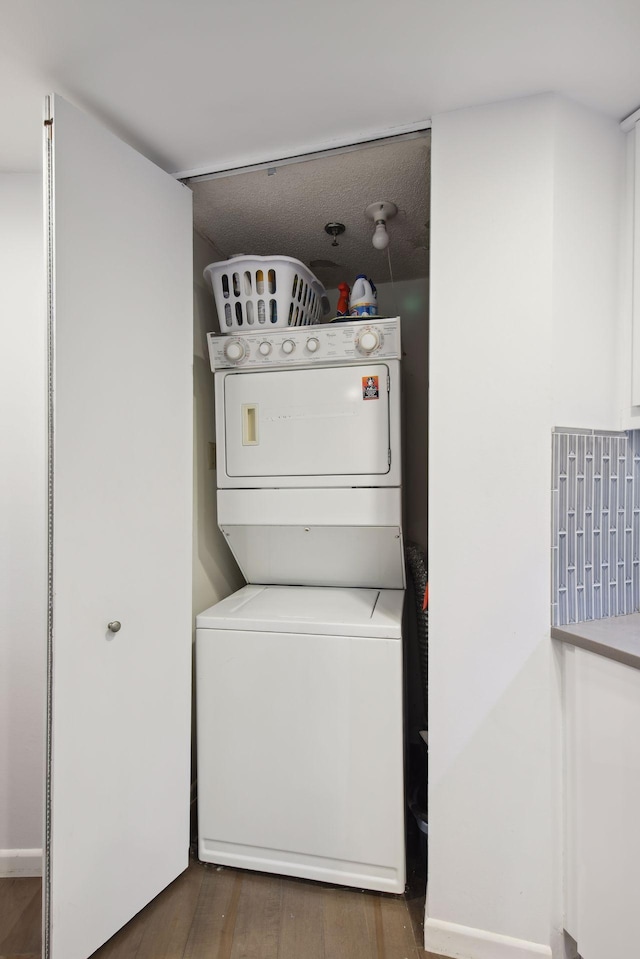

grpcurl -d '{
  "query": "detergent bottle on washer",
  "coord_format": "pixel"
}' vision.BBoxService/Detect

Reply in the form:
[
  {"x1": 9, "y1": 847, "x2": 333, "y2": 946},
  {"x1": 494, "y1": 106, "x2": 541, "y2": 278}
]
[
  {"x1": 336, "y1": 282, "x2": 351, "y2": 316},
  {"x1": 349, "y1": 274, "x2": 377, "y2": 317}
]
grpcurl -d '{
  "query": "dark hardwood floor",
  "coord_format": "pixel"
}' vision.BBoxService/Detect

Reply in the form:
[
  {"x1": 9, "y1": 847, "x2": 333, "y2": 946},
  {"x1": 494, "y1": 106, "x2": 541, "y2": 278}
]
[
  {"x1": 0, "y1": 859, "x2": 443, "y2": 959},
  {"x1": 0, "y1": 875, "x2": 41, "y2": 959}
]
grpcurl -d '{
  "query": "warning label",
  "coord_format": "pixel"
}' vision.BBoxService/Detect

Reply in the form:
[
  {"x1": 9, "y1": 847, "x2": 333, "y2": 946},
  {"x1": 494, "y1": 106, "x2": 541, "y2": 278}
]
[{"x1": 362, "y1": 375, "x2": 379, "y2": 400}]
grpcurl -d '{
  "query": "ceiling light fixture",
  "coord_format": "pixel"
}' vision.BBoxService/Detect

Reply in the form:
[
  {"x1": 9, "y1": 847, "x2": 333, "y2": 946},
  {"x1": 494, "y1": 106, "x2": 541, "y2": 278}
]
[
  {"x1": 365, "y1": 201, "x2": 398, "y2": 251},
  {"x1": 324, "y1": 222, "x2": 346, "y2": 247}
]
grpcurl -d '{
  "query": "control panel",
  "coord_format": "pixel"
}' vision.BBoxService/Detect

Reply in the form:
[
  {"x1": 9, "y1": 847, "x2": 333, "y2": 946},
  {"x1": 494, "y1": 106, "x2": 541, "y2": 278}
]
[{"x1": 208, "y1": 317, "x2": 401, "y2": 371}]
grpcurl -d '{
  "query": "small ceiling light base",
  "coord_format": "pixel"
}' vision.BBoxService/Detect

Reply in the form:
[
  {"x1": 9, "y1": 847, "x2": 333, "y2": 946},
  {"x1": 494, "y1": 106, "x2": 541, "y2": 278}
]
[
  {"x1": 365, "y1": 201, "x2": 398, "y2": 223},
  {"x1": 365, "y1": 201, "x2": 398, "y2": 251},
  {"x1": 324, "y1": 222, "x2": 346, "y2": 246}
]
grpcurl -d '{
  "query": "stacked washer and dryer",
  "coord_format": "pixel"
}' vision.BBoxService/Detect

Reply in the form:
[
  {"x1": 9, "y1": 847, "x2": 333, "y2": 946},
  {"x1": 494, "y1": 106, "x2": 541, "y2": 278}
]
[{"x1": 196, "y1": 279, "x2": 406, "y2": 893}]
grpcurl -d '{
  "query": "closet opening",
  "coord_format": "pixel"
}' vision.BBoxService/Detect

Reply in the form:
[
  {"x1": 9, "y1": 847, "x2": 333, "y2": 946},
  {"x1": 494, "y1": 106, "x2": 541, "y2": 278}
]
[{"x1": 188, "y1": 127, "x2": 431, "y2": 940}]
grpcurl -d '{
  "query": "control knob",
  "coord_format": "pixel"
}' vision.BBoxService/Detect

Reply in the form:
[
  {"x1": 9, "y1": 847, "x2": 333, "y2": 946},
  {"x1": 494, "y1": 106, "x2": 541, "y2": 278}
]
[
  {"x1": 282, "y1": 339, "x2": 296, "y2": 355},
  {"x1": 224, "y1": 339, "x2": 246, "y2": 363},
  {"x1": 356, "y1": 329, "x2": 381, "y2": 354},
  {"x1": 258, "y1": 341, "x2": 272, "y2": 356},
  {"x1": 306, "y1": 337, "x2": 320, "y2": 353}
]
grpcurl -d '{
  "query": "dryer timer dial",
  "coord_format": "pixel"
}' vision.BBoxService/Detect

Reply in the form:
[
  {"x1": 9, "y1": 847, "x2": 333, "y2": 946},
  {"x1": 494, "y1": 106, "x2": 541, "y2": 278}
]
[
  {"x1": 356, "y1": 329, "x2": 381, "y2": 354},
  {"x1": 224, "y1": 339, "x2": 246, "y2": 363}
]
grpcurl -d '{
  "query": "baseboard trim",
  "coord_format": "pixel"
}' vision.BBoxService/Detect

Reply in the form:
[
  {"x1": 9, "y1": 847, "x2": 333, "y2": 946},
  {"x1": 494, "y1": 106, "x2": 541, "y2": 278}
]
[
  {"x1": 199, "y1": 838, "x2": 405, "y2": 894},
  {"x1": 424, "y1": 916, "x2": 552, "y2": 959},
  {"x1": 0, "y1": 849, "x2": 43, "y2": 877}
]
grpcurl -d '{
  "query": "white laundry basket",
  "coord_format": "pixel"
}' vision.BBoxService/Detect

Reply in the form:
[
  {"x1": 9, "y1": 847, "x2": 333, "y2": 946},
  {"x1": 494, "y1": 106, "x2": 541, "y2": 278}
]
[{"x1": 203, "y1": 255, "x2": 329, "y2": 334}]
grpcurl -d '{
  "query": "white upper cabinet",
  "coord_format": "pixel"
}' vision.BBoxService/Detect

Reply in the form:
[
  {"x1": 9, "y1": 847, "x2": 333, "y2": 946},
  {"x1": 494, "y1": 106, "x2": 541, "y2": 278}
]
[
  {"x1": 632, "y1": 119, "x2": 640, "y2": 408},
  {"x1": 620, "y1": 112, "x2": 640, "y2": 419}
]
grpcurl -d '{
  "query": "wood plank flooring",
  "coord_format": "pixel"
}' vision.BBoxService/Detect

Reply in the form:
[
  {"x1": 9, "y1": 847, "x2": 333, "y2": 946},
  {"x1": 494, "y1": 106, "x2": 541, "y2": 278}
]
[
  {"x1": 0, "y1": 876, "x2": 41, "y2": 959},
  {"x1": 0, "y1": 860, "x2": 444, "y2": 959}
]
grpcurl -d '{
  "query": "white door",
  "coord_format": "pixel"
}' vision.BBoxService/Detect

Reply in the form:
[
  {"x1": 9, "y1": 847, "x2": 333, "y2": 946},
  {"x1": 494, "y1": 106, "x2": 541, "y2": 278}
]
[
  {"x1": 43, "y1": 95, "x2": 193, "y2": 959},
  {"x1": 222, "y1": 364, "x2": 391, "y2": 478}
]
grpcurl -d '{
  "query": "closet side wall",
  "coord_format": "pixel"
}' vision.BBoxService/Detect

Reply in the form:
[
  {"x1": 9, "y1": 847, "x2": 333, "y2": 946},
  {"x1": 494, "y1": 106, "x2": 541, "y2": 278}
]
[
  {"x1": 428, "y1": 95, "x2": 556, "y2": 956},
  {"x1": 325, "y1": 278, "x2": 429, "y2": 551},
  {"x1": 191, "y1": 231, "x2": 244, "y2": 805},
  {"x1": 193, "y1": 231, "x2": 244, "y2": 621},
  {"x1": 379, "y1": 279, "x2": 429, "y2": 552},
  {"x1": 427, "y1": 93, "x2": 624, "y2": 958},
  {"x1": 0, "y1": 174, "x2": 46, "y2": 876}
]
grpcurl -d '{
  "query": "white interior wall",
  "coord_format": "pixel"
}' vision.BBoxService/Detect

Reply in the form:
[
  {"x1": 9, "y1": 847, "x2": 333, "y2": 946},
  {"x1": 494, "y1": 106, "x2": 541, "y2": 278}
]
[
  {"x1": 378, "y1": 279, "x2": 429, "y2": 552},
  {"x1": 192, "y1": 244, "x2": 246, "y2": 646},
  {"x1": 0, "y1": 174, "x2": 46, "y2": 877},
  {"x1": 192, "y1": 231, "x2": 245, "y2": 799},
  {"x1": 325, "y1": 278, "x2": 429, "y2": 551},
  {"x1": 428, "y1": 96, "x2": 556, "y2": 957},
  {"x1": 193, "y1": 231, "x2": 244, "y2": 620},
  {"x1": 427, "y1": 94, "x2": 624, "y2": 959}
]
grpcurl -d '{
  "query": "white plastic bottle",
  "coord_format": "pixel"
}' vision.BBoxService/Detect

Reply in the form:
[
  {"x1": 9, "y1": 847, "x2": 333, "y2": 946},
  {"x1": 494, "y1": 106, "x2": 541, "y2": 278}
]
[{"x1": 349, "y1": 274, "x2": 377, "y2": 317}]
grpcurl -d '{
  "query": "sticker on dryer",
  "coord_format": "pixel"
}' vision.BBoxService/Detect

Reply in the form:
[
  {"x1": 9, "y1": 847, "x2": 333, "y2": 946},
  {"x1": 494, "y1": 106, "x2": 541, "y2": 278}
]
[{"x1": 362, "y1": 375, "x2": 379, "y2": 400}]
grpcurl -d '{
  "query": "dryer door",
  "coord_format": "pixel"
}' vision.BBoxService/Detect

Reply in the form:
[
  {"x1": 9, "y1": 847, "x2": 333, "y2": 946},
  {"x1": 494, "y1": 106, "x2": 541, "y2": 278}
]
[{"x1": 223, "y1": 364, "x2": 391, "y2": 480}]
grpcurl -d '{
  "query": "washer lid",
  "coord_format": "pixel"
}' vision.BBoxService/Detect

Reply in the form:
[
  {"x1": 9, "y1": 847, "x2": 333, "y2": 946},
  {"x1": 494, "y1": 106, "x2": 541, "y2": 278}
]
[{"x1": 196, "y1": 585, "x2": 404, "y2": 639}]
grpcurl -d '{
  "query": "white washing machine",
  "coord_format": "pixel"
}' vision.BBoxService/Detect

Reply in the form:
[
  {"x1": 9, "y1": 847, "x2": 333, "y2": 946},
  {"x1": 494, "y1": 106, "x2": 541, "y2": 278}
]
[
  {"x1": 196, "y1": 585, "x2": 405, "y2": 893},
  {"x1": 197, "y1": 318, "x2": 406, "y2": 892}
]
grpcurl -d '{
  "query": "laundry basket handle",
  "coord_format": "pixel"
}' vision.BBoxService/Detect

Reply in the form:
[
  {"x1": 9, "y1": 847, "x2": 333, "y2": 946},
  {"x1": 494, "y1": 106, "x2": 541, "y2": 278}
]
[{"x1": 311, "y1": 280, "x2": 331, "y2": 316}]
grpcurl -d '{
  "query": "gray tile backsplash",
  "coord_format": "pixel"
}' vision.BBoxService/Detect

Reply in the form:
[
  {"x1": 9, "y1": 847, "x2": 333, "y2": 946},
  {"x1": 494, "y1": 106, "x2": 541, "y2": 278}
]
[{"x1": 551, "y1": 429, "x2": 640, "y2": 626}]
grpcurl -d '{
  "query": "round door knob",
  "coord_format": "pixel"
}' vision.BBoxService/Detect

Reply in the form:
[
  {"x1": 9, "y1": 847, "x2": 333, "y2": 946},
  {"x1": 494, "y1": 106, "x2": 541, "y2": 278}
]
[
  {"x1": 224, "y1": 339, "x2": 246, "y2": 363},
  {"x1": 357, "y1": 329, "x2": 380, "y2": 354},
  {"x1": 107, "y1": 621, "x2": 122, "y2": 633},
  {"x1": 306, "y1": 337, "x2": 320, "y2": 353},
  {"x1": 282, "y1": 339, "x2": 295, "y2": 355},
  {"x1": 258, "y1": 341, "x2": 271, "y2": 356}
]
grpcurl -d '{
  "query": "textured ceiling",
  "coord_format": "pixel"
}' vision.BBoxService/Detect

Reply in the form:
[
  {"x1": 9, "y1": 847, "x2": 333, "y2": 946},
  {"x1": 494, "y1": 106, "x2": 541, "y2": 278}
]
[{"x1": 191, "y1": 136, "x2": 430, "y2": 290}]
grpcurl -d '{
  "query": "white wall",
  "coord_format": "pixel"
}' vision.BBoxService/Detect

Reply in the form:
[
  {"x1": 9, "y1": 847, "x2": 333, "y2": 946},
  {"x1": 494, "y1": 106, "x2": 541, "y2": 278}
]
[
  {"x1": 376, "y1": 279, "x2": 429, "y2": 552},
  {"x1": 192, "y1": 230, "x2": 245, "y2": 795},
  {"x1": 192, "y1": 231, "x2": 244, "y2": 621},
  {"x1": 325, "y1": 278, "x2": 429, "y2": 551},
  {"x1": 0, "y1": 174, "x2": 46, "y2": 876},
  {"x1": 427, "y1": 95, "x2": 624, "y2": 959}
]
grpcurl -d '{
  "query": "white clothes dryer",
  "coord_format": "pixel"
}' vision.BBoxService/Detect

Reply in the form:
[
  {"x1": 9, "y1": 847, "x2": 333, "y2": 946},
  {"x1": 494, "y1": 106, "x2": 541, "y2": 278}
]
[
  {"x1": 207, "y1": 318, "x2": 405, "y2": 589},
  {"x1": 196, "y1": 585, "x2": 406, "y2": 893}
]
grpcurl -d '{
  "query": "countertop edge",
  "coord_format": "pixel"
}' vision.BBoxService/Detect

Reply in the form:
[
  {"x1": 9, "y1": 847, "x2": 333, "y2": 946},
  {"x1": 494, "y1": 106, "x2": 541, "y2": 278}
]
[{"x1": 551, "y1": 623, "x2": 640, "y2": 671}]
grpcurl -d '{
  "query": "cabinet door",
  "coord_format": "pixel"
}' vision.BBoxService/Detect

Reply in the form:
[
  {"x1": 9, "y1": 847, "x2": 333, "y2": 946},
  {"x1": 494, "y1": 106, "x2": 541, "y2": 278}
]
[
  {"x1": 564, "y1": 645, "x2": 640, "y2": 959},
  {"x1": 633, "y1": 120, "x2": 640, "y2": 406},
  {"x1": 44, "y1": 94, "x2": 193, "y2": 959}
]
